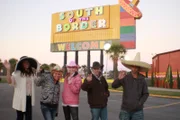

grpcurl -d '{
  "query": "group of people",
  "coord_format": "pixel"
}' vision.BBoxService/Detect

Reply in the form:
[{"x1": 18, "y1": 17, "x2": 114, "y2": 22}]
[{"x1": 3, "y1": 52, "x2": 151, "y2": 120}]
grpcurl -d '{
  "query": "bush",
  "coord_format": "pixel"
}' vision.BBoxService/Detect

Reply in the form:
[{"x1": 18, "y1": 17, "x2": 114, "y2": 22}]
[
  {"x1": 169, "y1": 66, "x2": 173, "y2": 89},
  {"x1": 151, "y1": 72, "x2": 155, "y2": 87},
  {"x1": 177, "y1": 70, "x2": 180, "y2": 89},
  {"x1": 164, "y1": 65, "x2": 173, "y2": 89}
]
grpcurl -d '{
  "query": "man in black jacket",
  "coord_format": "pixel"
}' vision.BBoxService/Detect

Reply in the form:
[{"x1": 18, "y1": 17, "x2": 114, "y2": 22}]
[
  {"x1": 81, "y1": 61, "x2": 109, "y2": 120},
  {"x1": 112, "y1": 53, "x2": 151, "y2": 120}
]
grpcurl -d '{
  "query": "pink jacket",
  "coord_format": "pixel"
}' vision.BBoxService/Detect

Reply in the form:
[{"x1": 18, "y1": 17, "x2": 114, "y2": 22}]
[{"x1": 62, "y1": 72, "x2": 82, "y2": 105}]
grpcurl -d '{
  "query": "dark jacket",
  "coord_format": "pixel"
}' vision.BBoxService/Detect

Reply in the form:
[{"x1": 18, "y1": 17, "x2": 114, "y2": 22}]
[
  {"x1": 81, "y1": 74, "x2": 110, "y2": 108},
  {"x1": 112, "y1": 73, "x2": 149, "y2": 112}
]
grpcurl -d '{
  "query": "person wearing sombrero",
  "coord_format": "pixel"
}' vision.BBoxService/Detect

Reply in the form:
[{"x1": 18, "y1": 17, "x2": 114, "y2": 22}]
[
  {"x1": 35, "y1": 64, "x2": 63, "y2": 120},
  {"x1": 3, "y1": 56, "x2": 39, "y2": 120},
  {"x1": 112, "y1": 52, "x2": 150, "y2": 120},
  {"x1": 81, "y1": 61, "x2": 110, "y2": 120},
  {"x1": 62, "y1": 61, "x2": 82, "y2": 120}
]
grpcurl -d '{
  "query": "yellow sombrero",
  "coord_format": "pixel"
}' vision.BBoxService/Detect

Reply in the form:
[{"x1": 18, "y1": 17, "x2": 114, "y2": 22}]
[{"x1": 121, "y1": 52, "x2": 151, "y2": 72}]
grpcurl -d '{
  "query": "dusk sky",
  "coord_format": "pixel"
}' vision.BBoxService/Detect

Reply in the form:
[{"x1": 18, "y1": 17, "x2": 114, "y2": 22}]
[{"x1": 0, "y1": 0, "x2": 179, "y2": 71}]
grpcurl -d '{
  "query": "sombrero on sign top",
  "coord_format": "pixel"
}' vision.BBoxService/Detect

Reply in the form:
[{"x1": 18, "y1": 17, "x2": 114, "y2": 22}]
[
  {"x1": 121, "y1": 52, "x2": 151, "y2": 72},
  {"x1": 15, "y1": 56, "x2": 39, "y2": 71},
  {"x1": 120, "y1": 0, "x2": 142, "y2": 18}
]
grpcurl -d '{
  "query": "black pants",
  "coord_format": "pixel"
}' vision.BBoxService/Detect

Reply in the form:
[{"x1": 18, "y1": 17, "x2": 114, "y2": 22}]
[
  {"x1": 16, "y1": 96, "x2": 32, "y2": 120},
  {"x1": 63, "y1": 106, "x2": 79, "y2": 120}
]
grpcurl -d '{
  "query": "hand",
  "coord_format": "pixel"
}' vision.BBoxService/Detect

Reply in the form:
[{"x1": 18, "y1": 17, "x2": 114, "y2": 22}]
[
  {"x1": 118, "y1": 71, "x2": 126, "y2": 80},
  {"x1": 86, "y1": 74, "x2": 92, "y2": 82},
  {"x1": 134, "y1": 102, "x2": 141, "y2": 110},
  {"x1": 104, "y1": 92, "x2": 109, "y2": 97},
  {"x1": 3, "y1": 60, "x2": 11, "y2": 70}
]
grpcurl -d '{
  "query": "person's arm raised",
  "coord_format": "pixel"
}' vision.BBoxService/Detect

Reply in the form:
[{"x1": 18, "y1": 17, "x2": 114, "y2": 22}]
[
  {"x1": 3, "y1": 60, "x2": 13, "y2": 84},
  {"x1": 112, "y1": 71, "x2": 126, "y2": 88},
  {"x1": 81, "y1": 74, "x2": 93, "y2": 91}
]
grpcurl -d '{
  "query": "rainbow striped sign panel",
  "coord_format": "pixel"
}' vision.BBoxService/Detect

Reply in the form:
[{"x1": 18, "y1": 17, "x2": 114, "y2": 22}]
[{"x1": 119, "y1": 0, "x2": 142, "y2": 49}]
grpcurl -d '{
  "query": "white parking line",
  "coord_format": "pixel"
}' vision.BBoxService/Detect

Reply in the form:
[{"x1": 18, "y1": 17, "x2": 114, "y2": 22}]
[
  {"x1": 144, "y1": 101, "x2": 180, "y2": 110},
  {"x1": 109, "y1": 99, "x2": 118, "y2": 102}
]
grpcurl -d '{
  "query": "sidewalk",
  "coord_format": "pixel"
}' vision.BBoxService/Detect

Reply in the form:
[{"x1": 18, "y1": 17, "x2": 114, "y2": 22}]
[{"x1": 148, "y1": 87, "x2": 180, "y2": 92}]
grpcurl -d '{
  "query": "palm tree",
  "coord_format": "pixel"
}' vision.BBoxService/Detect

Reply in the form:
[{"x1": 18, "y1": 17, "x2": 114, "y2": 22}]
[
  {"x1": 49, "y1": 63, "x2": 56, "y2": 71},
  {"x1": 40, "y1": 64, "x2": 50, "y2": 71},
  {"x1": 9, "y1": 58, "x2": 18, "y2": 74},
  {"x1": 106, "y1": 43, "x2": 126, "y2": 79}
]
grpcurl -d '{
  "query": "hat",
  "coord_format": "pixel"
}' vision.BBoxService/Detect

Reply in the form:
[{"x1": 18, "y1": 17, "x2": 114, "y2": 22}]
[
  {"x1": 91, "y1": 61, "x2": 101, "y2": 69},
  {"x1": 15, "y1": 56, "x2": 39, "y2": 71},
  {"x1": 119, "y1": 62, "x2": 130, "y2": 72},
  {"x1": 66, "y1": 61, "x2": 78, "y2": 68},
  {"x1": 52, "y1": 65, "x2": 63, "y2": 72},
  {"x1": 121, "y1": 52, "x2": 151, "y2": 72}
]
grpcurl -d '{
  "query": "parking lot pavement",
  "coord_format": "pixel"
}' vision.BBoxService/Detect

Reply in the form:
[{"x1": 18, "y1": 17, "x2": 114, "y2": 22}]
[{"x1": 0, "y1": 83, "x2": 180, "y2": 120}]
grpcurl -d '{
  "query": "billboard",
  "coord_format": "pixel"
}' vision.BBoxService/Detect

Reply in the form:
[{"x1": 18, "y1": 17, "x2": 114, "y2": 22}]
[{"x1": 51, "y1": 0, "x2": 142, "y2": 52}]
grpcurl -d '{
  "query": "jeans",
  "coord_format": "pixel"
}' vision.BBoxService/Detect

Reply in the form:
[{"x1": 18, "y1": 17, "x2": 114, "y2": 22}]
[
  {"x1": 41, "y1": 104, "x2": 58, "y2": 120},
  {"x1": 16, "y1": 96, "x2": 32, "y2": 120},
  {"x1": 63, "y1": 106, "x2": 79, "y2": 120},
  {"x1": 90, "y1": 107, "x2": 108, "y2": 120},
  {"x1": 119, "y1": 110, "x2": 144, "y2": 120}
]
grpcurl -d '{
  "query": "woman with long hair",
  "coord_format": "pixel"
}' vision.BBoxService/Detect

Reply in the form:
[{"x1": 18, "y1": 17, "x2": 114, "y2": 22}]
[
  {"x1": 35, "y1": 65, "x2": 63, "y2": 120},
  {"x1": 3, "y1": 56, "x2": 39, "y2": 120}
]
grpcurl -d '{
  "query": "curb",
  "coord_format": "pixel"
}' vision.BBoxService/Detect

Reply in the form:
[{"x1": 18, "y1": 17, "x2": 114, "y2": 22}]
[
  {"x1": 149, "y1": 94, "x2": 180, "y2": 99},
  {"x1": 109, "y1": 89, "x2": 180, "y2": 99}
]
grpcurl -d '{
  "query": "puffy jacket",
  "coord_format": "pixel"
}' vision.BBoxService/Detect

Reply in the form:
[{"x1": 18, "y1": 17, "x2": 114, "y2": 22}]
[
  {"x1": 62, "y1": 72, "x2": 82, "y2": 105},
  {"x1": 35, "y1": 72, "x2": 60, "y2": 105}
]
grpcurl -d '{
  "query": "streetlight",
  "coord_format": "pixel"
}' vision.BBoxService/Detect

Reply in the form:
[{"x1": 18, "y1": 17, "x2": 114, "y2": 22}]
[{"x1": 104, "y1": 43, "x2": 111, "y2": 79}]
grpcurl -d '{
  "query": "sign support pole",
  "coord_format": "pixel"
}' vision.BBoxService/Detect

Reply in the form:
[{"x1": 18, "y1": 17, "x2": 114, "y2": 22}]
[
  {"x1": 87, "y1": 50, "x2": 91, "y2": 73},
  {"x1": 75, "y1": 51, "x2": 79, "y2": 65},
  {"x1": 100, "y1": 49, "x2": 104, "y2": 71},
  {"x1": 63, "y1": 51, "x2": 67, "y2": 77}
]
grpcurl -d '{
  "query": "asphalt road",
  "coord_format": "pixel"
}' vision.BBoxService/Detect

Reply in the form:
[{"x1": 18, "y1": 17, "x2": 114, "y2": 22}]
[{"x1": 0, "y1": 83, "x2": 180, "y2": 120}]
